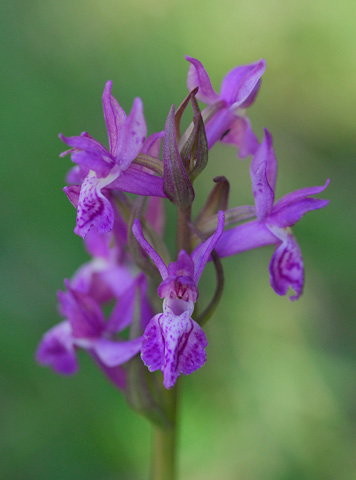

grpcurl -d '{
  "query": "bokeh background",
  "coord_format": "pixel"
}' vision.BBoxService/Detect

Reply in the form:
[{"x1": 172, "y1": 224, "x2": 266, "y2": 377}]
[{"x1": 1, "y1": 0, "x2": 355, "y2": 479}]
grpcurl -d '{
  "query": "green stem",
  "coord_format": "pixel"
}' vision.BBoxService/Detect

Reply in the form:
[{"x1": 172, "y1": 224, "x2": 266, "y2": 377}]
[
  {"x1": 177, "y1": 206, "x2": 192, "y2": 254},
  {"x1": 151, "y1": 383, "x2": 179, "y2": 480}
]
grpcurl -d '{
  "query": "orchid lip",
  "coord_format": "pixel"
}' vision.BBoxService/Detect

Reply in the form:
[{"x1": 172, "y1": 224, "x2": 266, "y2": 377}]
[{"x1": 164, "y1": 297, "x2": 194, "y2": 317}]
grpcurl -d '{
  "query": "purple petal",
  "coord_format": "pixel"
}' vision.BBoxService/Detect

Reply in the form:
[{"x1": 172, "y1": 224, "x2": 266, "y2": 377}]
[
  {"x1": 71, "y1": 261, "x2": 134, "y2": 305},
  {"x1": 106, "y1": 277, "x2": 141, "y2": 333},
  {"x1": 97, "y1": 265, "x2": 134, "y2": 299},
  {"x1": 66, "y1": 166, "x2": 86, "y2": 185},
  {"x1": 59, "y1": 132, "x2": 108, "y2": 155},
  {"x1": 84, "y1": 229, "x2": 112, "y2": 258},
  {"x1": 221, "y1": 116, "x2": 259, "y2": 158},
  {"x1": 75, "y1": 171, "x2": 115, "y2": 238},
  {"x1": 109, "y1": 165, "x2": 165, "y2": 197},
  {"x1": 92, "y1": 337, "x2": 142, "y2": 367},
  {"x1": 204, "y1": 108, "x2": 236, "y2": 149},
  {"x1": 132, "y1": 219, "x2": 168, "y2": 279},
  {"x1": 272, "y1": 179, "x2": 330, "y2": 213},
  {"x1": 63, "y1": 185, "x2": 80, "y2": 209},
  {"x1": 140, "y1": 314, "x2": 165, "y2": 372},
  {"x1": 158, "y1": 252, "x2": 198, "y2": 302},
  {"x1": 269, "y1": 198, "x2": 330, "y2": 228},
  {"x1": 70, "y1": 262, "x2": 113, "y2": 304},
  {"x1": 102, "y1": 80, "x2": 127, "y2": 157},
  {"x1": 186, "y1": 55, "x2": 220, "y2": 105},
  {"x1": 214, "y1": 220, "x2": 278, "y2": 257},
  {"x1": 168, "y1": 250, "x2": 195, "y2": 278},
  {"x1": 192, "y1": 211, "x2": 225, "y2": 283},
  {"x1": 141, "y1": 131, "x2": 164, "y2": 157},
  {"x1": 116, "y1": 97, "x2": 147, "y2": 170},
  {"x1": 220, "y1": 59, "x2": 266, "y2": 108},
  {"x1": 142, "y1": 309, "x2": 208, "y2": 389},
  {"x1": 268, "y1": 229, "x2": 304, "y2": 301},
  {"x1": 69, "y1": 150, "x2": 114, "y2": 178},
  {"x1": 176, "y1": 318, "x2": 208, "y2": 376},
  {"x1": 36, "y1": 322, "x2": 78, "y2": 375},
  {"x1": 58, "y1": 283, "x2": 105, "y2": 338},
  {"x1": 250, "y1": 129, "x2": 276, "y2": 220}
]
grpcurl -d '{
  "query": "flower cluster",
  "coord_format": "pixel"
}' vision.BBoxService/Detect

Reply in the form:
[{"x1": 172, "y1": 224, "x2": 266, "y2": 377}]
[{"x1": 37, "y1": 55, "x2": 329, "y2": 397}]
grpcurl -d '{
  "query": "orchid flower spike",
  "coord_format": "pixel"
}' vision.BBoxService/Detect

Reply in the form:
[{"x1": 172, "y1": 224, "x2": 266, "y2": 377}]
[
  {"x1": 215, "y1": 129, "x2": 329, "y2": 300},
  {"x1": 186, "y1": 55, "x2": 266, "y2": 157},
  {"x1": 132, "y1": 211, "x2": 225, "y2": 388}
]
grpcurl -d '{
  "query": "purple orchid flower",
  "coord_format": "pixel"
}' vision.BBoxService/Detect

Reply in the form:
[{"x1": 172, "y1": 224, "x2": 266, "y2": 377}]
[
  {"x1": 60, "y1": 81, "x2": 165, "y2": 238},
  {"x1": 215, "y1": 129, "x2": 329, "y2": 300},
  {"x1": 132, "y1": 211, "x2": 224, "y2": 389},
  {"x1": 185, "y1": 55, "x2": 266, "y2": 157},
  {"x1": 36, "y1": 274, "x2": 151, "y2": 389}
]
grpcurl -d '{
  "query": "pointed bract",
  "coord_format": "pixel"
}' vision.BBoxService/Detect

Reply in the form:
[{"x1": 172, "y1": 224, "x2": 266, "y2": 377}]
[{"x1": 163, "y1": 105, "x2": 195, "y2": 209}]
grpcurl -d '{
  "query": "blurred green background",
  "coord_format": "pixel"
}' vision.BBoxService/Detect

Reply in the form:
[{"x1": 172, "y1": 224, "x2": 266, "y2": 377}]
[{"x1": 1, "y1": 0, "x2": 355, "y2": 479}]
